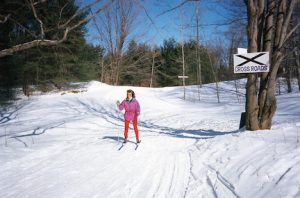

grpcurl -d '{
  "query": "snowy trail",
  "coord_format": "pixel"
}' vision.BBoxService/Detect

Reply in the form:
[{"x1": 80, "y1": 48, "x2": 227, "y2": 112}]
[{"x1": 1, "y1": 80, "x2": 300, "y2": 198}]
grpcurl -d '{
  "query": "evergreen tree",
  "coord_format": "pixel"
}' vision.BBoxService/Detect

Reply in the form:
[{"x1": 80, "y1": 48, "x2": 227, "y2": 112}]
[
  {"x1": 0, "y1": 0, "x2": 102, "y2": 98},
  {"x1": 157, "y1": 38, "x2": 181, "y2": 87}
]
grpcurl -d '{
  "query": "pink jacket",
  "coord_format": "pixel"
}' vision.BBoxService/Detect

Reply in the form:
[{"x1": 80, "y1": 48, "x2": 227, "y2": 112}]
[{"x1": 118, "y1": 98, "x2": 141, "y2": 121}]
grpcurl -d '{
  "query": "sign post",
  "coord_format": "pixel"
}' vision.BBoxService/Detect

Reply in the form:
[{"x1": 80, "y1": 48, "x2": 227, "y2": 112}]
[
  {"x1": 233, "y1": 50, "x2": 269, "y2": 129},
  {"x1": 233, "y1": 52, "x2": 269, "y2": 74},
  {"x1": 178, "y1": 75, "x2": 188, "y2": 100}
]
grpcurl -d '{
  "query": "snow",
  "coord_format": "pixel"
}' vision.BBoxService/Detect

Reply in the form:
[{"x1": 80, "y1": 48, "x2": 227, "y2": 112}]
[{"x1": 1, "y1": 79, "x2": 300, "y2": 198}]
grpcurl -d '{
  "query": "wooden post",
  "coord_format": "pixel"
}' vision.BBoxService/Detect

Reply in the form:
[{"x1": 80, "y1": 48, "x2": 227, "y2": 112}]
[{"x1": 178, "y1": 76, "x2": 189, "y2": 100}]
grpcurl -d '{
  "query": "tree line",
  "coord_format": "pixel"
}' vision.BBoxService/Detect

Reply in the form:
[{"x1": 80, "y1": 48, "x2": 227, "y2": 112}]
[{"x1": 0, "y1": 0, "x2": 239, "y2": 101}]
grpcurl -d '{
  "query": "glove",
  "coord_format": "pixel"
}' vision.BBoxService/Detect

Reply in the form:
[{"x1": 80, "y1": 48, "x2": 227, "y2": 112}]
[
  {"x1": 116, "y1": 100, "x2": 120, "y2": 106},
  {"x1": 136, "y1": 112, "x2": 140, "y2": 116}
]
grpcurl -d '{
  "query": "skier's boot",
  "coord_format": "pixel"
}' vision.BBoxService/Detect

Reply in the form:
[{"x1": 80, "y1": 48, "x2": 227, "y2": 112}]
[
  {"x1": 123, "y1": 139, "x2": 127, "y2": 143},
  {"x1": 136, "y1": 139, "x2": 141, "y2": 144}
]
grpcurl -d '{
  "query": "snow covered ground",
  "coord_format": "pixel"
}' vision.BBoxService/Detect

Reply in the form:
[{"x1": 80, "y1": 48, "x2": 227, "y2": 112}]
[{"x1": 0, "y1": 80, "x2": 300, "y2": 198}]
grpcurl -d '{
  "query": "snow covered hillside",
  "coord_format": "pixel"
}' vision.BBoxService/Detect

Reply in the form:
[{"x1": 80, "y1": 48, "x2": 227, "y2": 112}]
[{"x1": 1, "y1": 80, "x2": 300, "y2": 198}]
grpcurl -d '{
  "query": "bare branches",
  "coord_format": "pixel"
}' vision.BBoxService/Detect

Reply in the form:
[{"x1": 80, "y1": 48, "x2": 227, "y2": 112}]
[
  {"x1": 279, "y1": 0, "x2": 298, "y2": 48},
  {"x1": 68, "y1": 0, "x2": 113, "y2": 32},
  {"x1": 59, "y1": 0, "x2": 103, "y2": 29},
  {"x1": 0, "y1": 0, "x2": 114, "y2": 58},
  {"x1": 0, "y1": 14, "x2": 11, "y2": 24},
  {"x1": 29, "y1": 0, "x2": 45, "y2": 39},
  {"x1": 59, "y1": 1, "x2": 70, "y2": 25},
  {"x1": 284, "y1": 21, "x2": 300, "y2": 45},
  {"x1": 157, "y1": 0, "x2": 200, "y2": 17},
  {"x1": 188, "y1": 18, "x2": 247, "y2": 27}
]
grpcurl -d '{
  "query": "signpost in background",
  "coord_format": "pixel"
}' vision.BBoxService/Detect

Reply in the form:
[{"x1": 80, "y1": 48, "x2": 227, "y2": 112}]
[{"x1": 178, "y1": 75, "x2": 188, "y2": 100}]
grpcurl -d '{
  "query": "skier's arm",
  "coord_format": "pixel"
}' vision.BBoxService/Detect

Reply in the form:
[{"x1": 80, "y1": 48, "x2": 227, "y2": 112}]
[
  {"x1": 136, "y1": 101, "x2": 141, "y2": 116},
  {"x1": 117, "y1": 100, "x2": 125, "y2": 111}
]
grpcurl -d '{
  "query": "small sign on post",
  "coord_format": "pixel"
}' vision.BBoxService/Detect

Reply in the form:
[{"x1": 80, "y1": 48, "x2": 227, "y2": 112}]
[
  {"x1": 233, "y1": 52, "x2": 269, "y2": 73},
  {"x1": 178, "y1": 76, "x2": 189, "y2": 79}
]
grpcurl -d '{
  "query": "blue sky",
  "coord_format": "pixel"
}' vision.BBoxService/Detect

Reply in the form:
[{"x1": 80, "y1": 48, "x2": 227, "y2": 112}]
[{"x1": 80, "y1": 0, "x2": 232, "y2": 47}]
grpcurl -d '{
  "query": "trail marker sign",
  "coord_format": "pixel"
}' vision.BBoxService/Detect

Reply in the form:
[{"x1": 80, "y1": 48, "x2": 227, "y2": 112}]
[
  {"x1": 233, "y1": 52, "x2": 269, "y2": 73},
  {"x1": 178, "y1": 76, "x2": 189, "y2": 79}
]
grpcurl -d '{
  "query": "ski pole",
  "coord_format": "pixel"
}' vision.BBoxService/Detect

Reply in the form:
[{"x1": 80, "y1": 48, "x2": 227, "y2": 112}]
[{"x1": 116, "y1": 101, "x2": 121, "y2": 143}]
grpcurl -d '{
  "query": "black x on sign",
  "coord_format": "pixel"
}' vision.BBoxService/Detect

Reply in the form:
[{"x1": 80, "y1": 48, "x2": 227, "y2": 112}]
[{"x1": 233, "y1": 52, "x2": 269, "y2": 74}]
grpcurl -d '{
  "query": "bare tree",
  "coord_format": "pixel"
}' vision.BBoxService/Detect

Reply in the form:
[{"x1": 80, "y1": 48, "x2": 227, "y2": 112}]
[
  {"x1": 295, "y1": 50, "x2": 300, "y2": 91},
  {"x1": 227, "y1": 24, "x2": 247, "y2": 102},
  {"x1": 97, "y1": 0, "x2": 138, "y2": 85},
  {"x1": 207, "y1": 46, "x2": 221, "y2": 103},
  {"x1": 150, "y1": 48, "x2": 160, "y2": 88},
  {"x1": 0, "y1": 0, "x2": 113, "y2": 58},
  {"x1": 245, "y1": 0, "x2": 299, "y2": 130},
  {"x1": 195, "y1": 3, "x2": 202, "y2": 101}
]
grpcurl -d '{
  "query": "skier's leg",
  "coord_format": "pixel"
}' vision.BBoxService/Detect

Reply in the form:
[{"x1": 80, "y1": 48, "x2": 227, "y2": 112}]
[
  {"x1": 133, "y1": 119, "x2": 139, "y2": 142},
  {"x1": 124, "y1": 120, "x2": 129, "y2": 141}
]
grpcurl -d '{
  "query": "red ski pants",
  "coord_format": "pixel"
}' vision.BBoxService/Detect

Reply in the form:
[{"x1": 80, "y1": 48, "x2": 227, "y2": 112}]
[{"x1": 124, "y1": 119, "x2": 139, "y2": 140}]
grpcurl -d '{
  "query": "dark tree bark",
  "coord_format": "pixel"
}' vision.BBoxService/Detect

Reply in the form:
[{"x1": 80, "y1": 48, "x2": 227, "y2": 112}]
[{"x1": 245, "y1": 0, "x2": 299, "y2": 130}]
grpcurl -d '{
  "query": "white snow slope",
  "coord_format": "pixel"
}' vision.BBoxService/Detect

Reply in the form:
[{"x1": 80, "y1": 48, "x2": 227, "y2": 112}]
[{"x1": 1, "y1": 80, "x2": 300, "y2": 198}]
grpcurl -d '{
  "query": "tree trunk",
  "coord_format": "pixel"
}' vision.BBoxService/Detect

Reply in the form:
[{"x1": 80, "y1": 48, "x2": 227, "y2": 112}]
[
  {"x1": 257, "y1": 0, "x2": 289, "y2": 129},
  {"x1": 150, "y1": 51, "x2": 155, "y2": 88},
  {"x1": 245, "y1": 0, "x2": 260, "y2": 130},
  {"x1": 245, "y1": 0, "x2": 297, "y2": 130},
  {"x1": 259, "y1": 53, "x2": 284, "y2": 129},
  {"x1": 100, "y1": 58, "x2": 104, "y2": 83},
  {"x1": 286, "y1": 65, "x2": 292, "y2": 93},
  {"x1": 258, "y1": 0, "x2": 275, "y2": 120},
  {"x1": 246, "y1": 73, "x2": 260, "y2": 130},
  {"x1": 294, "y1": 50, "x2": 300, "y2": 91}
]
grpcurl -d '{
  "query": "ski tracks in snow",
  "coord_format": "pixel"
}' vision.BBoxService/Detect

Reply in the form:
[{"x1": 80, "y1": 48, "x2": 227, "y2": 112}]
[
  {"x1": 2, "y1": 82, "x2": 299, "y2": 197},
  {"x1": 117, "y1": 135, "x2": 192, "y2": 198}
]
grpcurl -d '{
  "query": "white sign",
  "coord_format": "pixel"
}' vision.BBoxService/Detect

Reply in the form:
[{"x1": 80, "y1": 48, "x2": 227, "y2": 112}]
[
  {"x1": 237, "y1": 48, "x2": 248, "y2": 54},
  {"x1": 178, "y1": 76, "x2": 189, "y2": 78},
  {"x1": 233, "y1": 52, "x2": 269, "y2": 73}
]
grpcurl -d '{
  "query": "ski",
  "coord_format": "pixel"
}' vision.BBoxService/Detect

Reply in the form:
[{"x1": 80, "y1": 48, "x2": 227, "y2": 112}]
[
  {"x1": 118, "y1": 141, "x2": 126, "y2": 150},
  {"x1": 135, "y1": 140, "x2": 141, "y2": 150},
  {"x1": 118, "y1": 140, "x2": 141, "y2": 150}
]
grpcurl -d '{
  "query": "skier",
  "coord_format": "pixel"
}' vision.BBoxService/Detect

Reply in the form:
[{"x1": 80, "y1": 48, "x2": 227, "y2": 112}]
[{"x1": 116, "y1": 89, "x2": 141, "y2": 144}]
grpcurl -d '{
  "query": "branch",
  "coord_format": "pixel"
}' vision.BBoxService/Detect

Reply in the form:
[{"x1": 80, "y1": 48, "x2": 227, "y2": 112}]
[
  {"x1": 0, "y1": 0, "x2": 113, "y2": 58},
  {"x1": 33, "y1": 0, "x2": 47, "y2": 6},
  {"x1": 188, "y1": 18, "x2": 247, "y2": 27},
  {"x1": 157, "y1": 0, "x2": 200, "y2": 17},
  {"x1": 0, "y1": 28, "x2": 69, "y2": 58},
  {"x1": 283, "y1": 21, "x2": 300, "y2": 45},
  {"x1": 30, "y1": 0, "x2": 45, "y2": 39},
  {"x1": 59, "y1": 1, "x2": 70, "y2": 25},
  {"x1": 278, "y1": 0, "x2": 297, "y2": 48},
  {"x1": 0, "y1": 14, "x2": 11, "y2": 24},
  {"x1": 67, "y1": 0, "x2": 113, "y2": 32},
  {"x1": 59, "y1": 0, "x2": 103, "y2": 28}
]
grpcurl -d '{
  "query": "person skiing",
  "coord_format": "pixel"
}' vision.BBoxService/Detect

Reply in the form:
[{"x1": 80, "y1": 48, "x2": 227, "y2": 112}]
[{"x1": 116, "y1": 89, "x2": 141, "y2": 144}]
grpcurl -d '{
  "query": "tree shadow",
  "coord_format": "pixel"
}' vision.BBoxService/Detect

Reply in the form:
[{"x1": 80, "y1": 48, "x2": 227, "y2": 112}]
[
  {"x1": 63, "y1": 98, "x2": 124, "y2": 128},
  {"x1": 10, "y1": 121, "x2": 65, "y2": 139},
  {"x1": 138, "y1": 120, "x2": 241, "y2": 140},
  {"x1": 0, "y1": 103, "x2": 26, "y2": 124}
]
